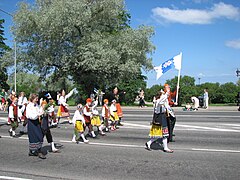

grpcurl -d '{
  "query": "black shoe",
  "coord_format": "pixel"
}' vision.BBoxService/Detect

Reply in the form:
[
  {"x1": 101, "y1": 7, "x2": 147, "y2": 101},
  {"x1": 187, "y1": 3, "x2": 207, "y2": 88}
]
[
  {"x1": 118, "y1": 123, "x2": 124, "y2": 126},
  {"x1": 20, "y1": 131, "x2": 25, "y2": 135},
  {"x1": 38, "y1": 152, "x2": 46, "y2": 159},
  {"x1": 54, "y1": 143, "x2": 63, "y2": 148},
  {"x1": 28, "y1": 151, "x2": 38, "y2": 156},
  {"x1": 0, "y1": 136, "x2": 1, "y2": 138},
  {"x1": 8, "y1": 130, "x2": 12, "y2": 136}
]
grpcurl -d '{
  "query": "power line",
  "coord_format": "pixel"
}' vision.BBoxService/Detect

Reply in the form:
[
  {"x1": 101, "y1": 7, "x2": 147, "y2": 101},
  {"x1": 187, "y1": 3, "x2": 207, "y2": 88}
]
[{"x1": 0, "y1": 8, "x2": 13, "y2": 17}]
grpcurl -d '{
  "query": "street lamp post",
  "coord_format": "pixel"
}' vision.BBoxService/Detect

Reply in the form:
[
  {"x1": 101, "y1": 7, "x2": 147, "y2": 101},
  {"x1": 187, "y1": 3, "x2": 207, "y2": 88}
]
[
  {"x1": 236, "y1": 68, "x2": 240, "y2": 77},
  {"x1": 14, "y1": 41, "x2": 17, "y2": 92},
  {"x1": 198, "y1": 77, "x2": 201, "y2": 85}
]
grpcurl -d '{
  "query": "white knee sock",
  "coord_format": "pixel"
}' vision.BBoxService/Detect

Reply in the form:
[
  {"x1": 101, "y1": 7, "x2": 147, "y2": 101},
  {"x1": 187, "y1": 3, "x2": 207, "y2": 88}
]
[
  {"x1": 91, "y1": 131, "x2": 96, "y2": 137},
  {"x1": 72, "y1": 134, "x2": 76, "y2": 142},
  {"x1": 163, "y1": 138, "x2": 170, "y2": 151},
  {"x1": 147, "y1": 138, "x2": 156, "y2": 146},
  {"x1": 51, "y1": 142, "x2": 56, "y2": 150},
  {"x1": 80, "y1": 133, "x2": 89, "y2": 142}
]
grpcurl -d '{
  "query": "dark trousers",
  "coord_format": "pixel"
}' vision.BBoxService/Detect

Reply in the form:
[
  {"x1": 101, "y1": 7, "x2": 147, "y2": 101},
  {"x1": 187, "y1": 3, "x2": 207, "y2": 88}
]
[
  {"x1": 85, "y1": 121, "x2": 93, "y2": 132},
  {"x1": 44, "y1": 129, "x2": 53, "y2": 143},
  {"x1": 167, "y1": 115, "x2": 176, "y2": 142}
]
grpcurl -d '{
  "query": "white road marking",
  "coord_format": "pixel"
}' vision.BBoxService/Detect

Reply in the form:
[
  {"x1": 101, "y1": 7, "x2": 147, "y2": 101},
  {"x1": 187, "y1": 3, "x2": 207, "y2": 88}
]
[
  {"x1": 124, "y1": 114, "x2": 240, "y2": 118},
  {"x1": 60, "y1": 140, "x2": 240, "y2": 153},
  {"x1": 122, "y1": 122, "x2": 149, "y2": 128},
  {"x1": 191, "y1": 148, "x2": 240, "y2": 153},
  {"x1": 222, "y1": 124, "x2": 240, "y2": 127},
  {"x1": 1, "y1": 135, "x2": 240, "y2": 154},
  {"x1": 122, "y1": 122, "x2": 240, "y2": 133},
  {"x1": 60, "y1": 140, "x2": 144, "y2": 148},
  {"x1": 0, "y1": 176, "x2": 32, "y2": 180},
  {"x1": 176, "y1": 124, "x2": 240, "y2": 132}
]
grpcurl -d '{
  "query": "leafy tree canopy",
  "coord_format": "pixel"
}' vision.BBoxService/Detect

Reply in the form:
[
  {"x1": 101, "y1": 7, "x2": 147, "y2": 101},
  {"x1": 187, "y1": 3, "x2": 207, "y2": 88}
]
[
  {"x1": 11, "y1": 0, "x2": 155, "y2": 94},
  {"x1": 0, "y1": 19, "x2": 10, "y2": 90}
]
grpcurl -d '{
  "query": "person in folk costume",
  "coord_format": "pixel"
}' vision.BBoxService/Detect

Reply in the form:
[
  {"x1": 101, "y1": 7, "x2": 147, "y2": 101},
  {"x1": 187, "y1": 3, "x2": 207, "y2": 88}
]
[
  {"x1": 26, "y1": 94, "x2": 46, "y2": 159},
  {"x1": 45, "y1": 93, "x2": 58, "y2": 127},
  {"x1": 39, "y1": 99, "x2": 60, "y2": 153},
  {"x1": 91, "y1": 96, "x2": 106, "y2": 136},
  {"x1": 163, "y1": 84, "x2": 177, "y2": 107},
  {"x1": 101, "y1": 99, "x2": 110, "y2": 132},
  {"x1": 72, "y1": 104, "x2": 89, "y2": 143},
  {"x1": 111, "y1": 87, "x2": 125, "y2": 126},
  {"x1": 18, "y1": 92, "x2": 28, "y2": 134},
  {"x1": 109, "y1": 99, "x2": 119, "y2": 131},
  {"x1": 164, "y1": 84, "x2": 177, "y2": 143},
  {"x1": 6, "y1": 91, "x2": 17, "y2": 125},
  {"x1": 145, "y1": 90, "x2": 174, "y2": 153},
  {"x1": 83, "y1": 98, "x2": 96, "y2": 138},
  {"x1": 0, "y1": 89, "x2": 7, "y2": 111},
  {"x1": 57, "y1": 89, "x2": 75, "y2": 124},
  {"x1": 98, "y1": 89, "x2": 105, "y2": 106},
  {"x1": 8, "y1": 97, "x2": 21, "y2": 137}
]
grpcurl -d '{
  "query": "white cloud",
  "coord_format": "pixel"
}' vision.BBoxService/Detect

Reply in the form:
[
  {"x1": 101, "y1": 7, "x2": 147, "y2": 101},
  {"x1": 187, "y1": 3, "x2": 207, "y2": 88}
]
[
  {"x1": 192, "y1": 0, "x2": 209, "y2": 4},
  {"x1": 198, "y1": 73, "x2": 205, "y2": 77},
  {"x1": 225, "y1": 39, "x2": 240, "y2": 49},
  {"x1": 152, "y1": 2, "x2": 240, "y2": 25}
]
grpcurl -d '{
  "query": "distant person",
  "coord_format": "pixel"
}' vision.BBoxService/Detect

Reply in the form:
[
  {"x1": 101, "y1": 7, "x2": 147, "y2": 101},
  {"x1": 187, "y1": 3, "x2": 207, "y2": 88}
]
[
  {"x1": 237, "y1": 92, "x2": 240, "y2": 111},
  {"x1": 57, "y1": 89, "x2": 75, "y2": 124},
  {"x1": 18, "y1": 92, "x2": 28, "y2": 134},
  {"x1": 0, "y1": 89, "x2": 7, "y2": 111},
  {"x1": 191, "y1": 96, "x2": 199, "y2": 111},
  {"x1": 183, "y1": 103, "x2": 192, "y2": 111},
  {"x1": 203, "y1": 89, "x2": 209, "y2": 109},
  {"x1": 109, "y1": 87, "x2": 125, "y2": 126},
  {"x1": 8, "y1": 97, "x2": 20, "y2": 137},
  {"x1": 139, "y1": 89, "x2": 146, "y2": 108},
  {"x1": 72, "y1": 104, "x2": 89, "y2": 144},
  {"x1": 98, "y1": 90, "x2": 105, "y2": 106}
]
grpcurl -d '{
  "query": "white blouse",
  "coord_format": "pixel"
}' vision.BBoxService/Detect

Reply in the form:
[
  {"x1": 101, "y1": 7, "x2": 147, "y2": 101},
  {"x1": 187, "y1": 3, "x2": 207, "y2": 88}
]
[
  {"x1": 26, "y1": 102, "x2": 40, "y2": 120},
  {"x1": 72, "y1": 110, "x2": 85, "y2": 125}
]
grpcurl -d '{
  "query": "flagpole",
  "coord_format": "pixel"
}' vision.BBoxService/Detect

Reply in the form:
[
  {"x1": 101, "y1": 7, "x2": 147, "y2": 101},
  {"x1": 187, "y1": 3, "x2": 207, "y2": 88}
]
[
  {"x1": 175, "y1": 69, "x2": 181, "y2": 105},
  {"x1": 175, "y1": 52, "x2": 182, "y2": 105}
]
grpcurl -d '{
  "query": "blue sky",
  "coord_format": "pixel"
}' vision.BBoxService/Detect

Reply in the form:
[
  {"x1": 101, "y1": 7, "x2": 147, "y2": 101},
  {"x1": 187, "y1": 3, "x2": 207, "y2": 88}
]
[{"x1": 1, "y1": 0, "x2": 240, "y2": 87}]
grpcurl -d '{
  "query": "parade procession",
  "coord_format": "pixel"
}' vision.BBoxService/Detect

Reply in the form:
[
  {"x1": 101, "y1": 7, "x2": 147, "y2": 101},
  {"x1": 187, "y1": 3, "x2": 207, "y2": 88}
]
[
  {"x1": 0, "y1": 85, "x2": 177, "y2": 159},
  {"x1": 1, "y1": 0, "x2": 240, "y2": 179}
]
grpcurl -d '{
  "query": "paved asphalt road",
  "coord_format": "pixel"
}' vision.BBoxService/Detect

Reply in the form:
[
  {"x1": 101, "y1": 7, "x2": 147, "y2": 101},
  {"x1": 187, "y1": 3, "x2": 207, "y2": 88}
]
[{"x1": 0, "y1": 106, "x2": 240, "y2": 180}]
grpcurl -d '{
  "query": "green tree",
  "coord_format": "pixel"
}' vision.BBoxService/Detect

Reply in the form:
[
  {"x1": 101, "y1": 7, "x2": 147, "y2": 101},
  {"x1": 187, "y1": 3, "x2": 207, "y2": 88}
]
[
  {"x1": 166, "y1": 75, "x2": 197, "y2": 104},
  {"x1": 8, "y1": 72, "x2": 44, "y2": 96},
  {"x1": 145, "y1": 84, "x2": 163, "y2": 102},
  {"x1": 117, "y1": 73, "x2": 147, "y2": 104},
  {"x1": 198, "y1": 82, "x2": 221, "y2": 103},
  {"x1": 237, "y1": 79, "x2": 240, "y2": 87},
  {"x1": 12, "y1": 0, "x2": 154, "y2": 96},
  {"x1": 220, "y1": 82, "x2": 238, "y2": 103},
  {"x1": 0, "y1": 19, "x2": 10, "y2": 90}
]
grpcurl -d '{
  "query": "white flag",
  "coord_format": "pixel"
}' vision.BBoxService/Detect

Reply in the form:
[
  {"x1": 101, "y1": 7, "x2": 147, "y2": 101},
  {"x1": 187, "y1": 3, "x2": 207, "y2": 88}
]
[
  {"x1": 154, "y1": 52, "x2": 182, "y2": 80},
  {"x1": 173, "y1": 52, "x2": 182, "y2": 70}
]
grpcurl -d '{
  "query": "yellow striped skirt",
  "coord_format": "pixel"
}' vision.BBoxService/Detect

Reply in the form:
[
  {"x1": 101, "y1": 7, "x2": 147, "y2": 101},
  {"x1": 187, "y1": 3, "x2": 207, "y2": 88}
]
[
  {"x1": 75, "y1": 121, "x2": 84, "y2": 133},
  {"x1": 91, "y1": 116, "x2": 102, "y2": 126},
  {"x1": 149, "y1": 124, "x2": 163, "y2": 138},
  {"x1": 110, "y1": 112, "x2": 119, "y2": 121}
]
